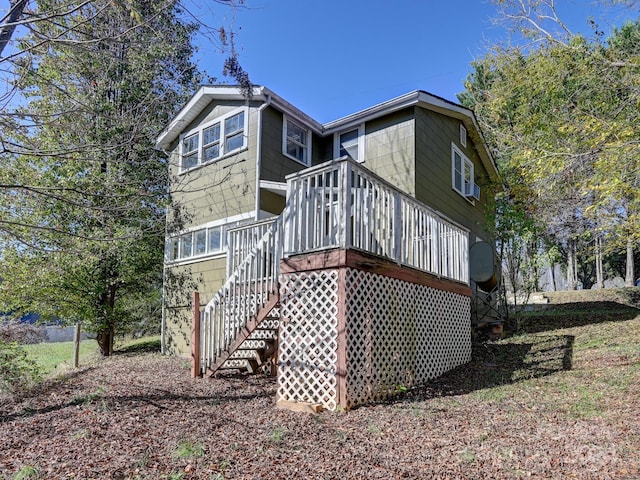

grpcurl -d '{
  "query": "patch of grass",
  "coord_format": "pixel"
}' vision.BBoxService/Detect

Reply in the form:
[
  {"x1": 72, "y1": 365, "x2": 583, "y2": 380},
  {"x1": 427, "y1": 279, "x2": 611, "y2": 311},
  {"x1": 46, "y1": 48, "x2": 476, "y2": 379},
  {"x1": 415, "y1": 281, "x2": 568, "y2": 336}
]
[
  {"x1": 73, "y1": 385, "x2": 106, "y2": 406},
  {"x1": 269, "y1": 427, "x2": 286, "y2": 443},
  {"x1": 458, "y1": 448, "x2": 476, "y2": 465},
  {"x1": 368, "y1": 421, "x2": 382, "y2": 435},
  {"x1": 173, "y1": 439, "x2": 205, "y2": 459},
  {"x1": 568, "y1": 387, "x2": 604, "y2": 419},
  {"x1": 22, "y1": 340, "x2": 98, "y2": 375},
  {"x1": 13, "y1": 465, "x2": 39, "y2": 480}
]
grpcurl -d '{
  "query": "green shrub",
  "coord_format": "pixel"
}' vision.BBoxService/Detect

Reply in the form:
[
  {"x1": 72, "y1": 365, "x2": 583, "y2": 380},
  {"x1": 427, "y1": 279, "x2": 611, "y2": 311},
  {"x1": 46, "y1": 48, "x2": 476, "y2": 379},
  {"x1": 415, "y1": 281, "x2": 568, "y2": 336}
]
[{"x1": 0, "y1": 340, "x2": 42, "y2": 394}]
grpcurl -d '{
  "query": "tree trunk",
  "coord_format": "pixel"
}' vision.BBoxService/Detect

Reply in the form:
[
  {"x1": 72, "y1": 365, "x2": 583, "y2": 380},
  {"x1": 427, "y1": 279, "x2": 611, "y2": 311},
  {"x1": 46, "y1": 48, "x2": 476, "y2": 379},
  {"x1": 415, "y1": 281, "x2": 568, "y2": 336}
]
[
  {"x1": 595, "y1": 236, "x2": 604, "y2": 289},
  {"x1": 95, "y1": 283, "x2": 118, "y2": 356},
  {"x1": 96, "y1": 327, "x2": 115, "y2": 357},
  {"x1": 567, "y1": 240, "x2": 577, "y2": 290},
  {"x1": 625, "y1": 235, "x2": 635, "y2": 287}
]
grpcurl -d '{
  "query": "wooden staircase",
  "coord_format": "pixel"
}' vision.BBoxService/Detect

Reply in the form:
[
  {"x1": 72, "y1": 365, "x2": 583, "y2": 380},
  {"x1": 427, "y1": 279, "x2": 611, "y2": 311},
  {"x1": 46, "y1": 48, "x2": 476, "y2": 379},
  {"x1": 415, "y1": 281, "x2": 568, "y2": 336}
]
[
  {"x1": 209, "y1": 296, "x2": 280, "y2": 375},
  {"x1": 199, "y1": 216, "x2": 283, "y2": 376}
]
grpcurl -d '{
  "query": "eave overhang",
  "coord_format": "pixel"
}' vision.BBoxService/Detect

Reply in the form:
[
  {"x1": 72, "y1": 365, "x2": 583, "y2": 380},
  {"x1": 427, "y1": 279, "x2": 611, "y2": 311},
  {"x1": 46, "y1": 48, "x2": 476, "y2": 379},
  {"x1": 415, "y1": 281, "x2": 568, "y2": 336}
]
[
  {"x1": 156, "y1": 85, "x2": 499, "y2": 183},
  {"x1": 155, "y1": 85, "x2": 323, "y2": 151},
  {"x1": 322, "y1": 91, "x2": 500, "y2": 182}
]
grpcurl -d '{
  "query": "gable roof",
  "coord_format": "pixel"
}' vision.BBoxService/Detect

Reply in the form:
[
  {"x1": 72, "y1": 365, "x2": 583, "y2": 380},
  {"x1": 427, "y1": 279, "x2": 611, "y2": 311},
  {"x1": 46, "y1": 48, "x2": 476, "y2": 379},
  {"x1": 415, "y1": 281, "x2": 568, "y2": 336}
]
[
  {"x1": 155, "y1": 85, "x2": 323, "y2": 151},
  {"x1": 156, "y1": 85, "x2": 499, "y2": 181},
  {"x1": 324, "y1": 90, "x2": 499, "y2": 181}
]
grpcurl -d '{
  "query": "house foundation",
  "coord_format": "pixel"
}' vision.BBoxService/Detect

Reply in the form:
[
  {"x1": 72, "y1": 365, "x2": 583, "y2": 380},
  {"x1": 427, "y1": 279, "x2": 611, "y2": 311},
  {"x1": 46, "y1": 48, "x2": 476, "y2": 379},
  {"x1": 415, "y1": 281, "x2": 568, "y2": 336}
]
[{"x1": 276, "y1": 248, "x2": 472, "y2": 411}]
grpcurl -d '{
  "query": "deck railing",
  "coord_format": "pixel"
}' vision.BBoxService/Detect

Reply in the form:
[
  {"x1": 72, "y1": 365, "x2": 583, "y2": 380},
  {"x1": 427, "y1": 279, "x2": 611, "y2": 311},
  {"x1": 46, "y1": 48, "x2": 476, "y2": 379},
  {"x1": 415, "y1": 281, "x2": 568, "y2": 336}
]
[
  {"x1": 201, "y1": 216, "x2": 282, "y2": 371},
  {"x1": 227, "y1": 218, "x2": 280, "y2": 278},
  {"x1": 284, "y1": 158, "x2": 469, "y2": 284}
]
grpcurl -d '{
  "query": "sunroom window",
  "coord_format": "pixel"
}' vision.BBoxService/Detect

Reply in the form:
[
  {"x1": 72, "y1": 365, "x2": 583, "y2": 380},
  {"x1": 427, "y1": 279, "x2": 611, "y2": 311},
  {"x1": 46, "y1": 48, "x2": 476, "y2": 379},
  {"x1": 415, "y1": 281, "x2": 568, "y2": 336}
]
[
  {"x1": 166, "y1": 224, "x2": 230, "y2": 262},
  {"x1": 283, "y1": 116, "x2": 311, "y2": 165},
  {"x1": 180, "y1": 108, "x2": 247, "y2": 172}
]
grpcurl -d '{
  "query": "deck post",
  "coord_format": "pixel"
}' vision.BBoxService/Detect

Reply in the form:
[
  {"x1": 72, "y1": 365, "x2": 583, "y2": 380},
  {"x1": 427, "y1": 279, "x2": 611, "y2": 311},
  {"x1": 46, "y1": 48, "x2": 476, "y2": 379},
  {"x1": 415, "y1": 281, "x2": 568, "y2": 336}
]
[
  {"x1": 393, "y1": 191, "x2": 402, "y2": 264},
  {"x1": 191, "y1": 291, "x2": 201, "y2": 378},
  {"x1": 342, "y1": 160, "x2": 352, "y2": 249}
]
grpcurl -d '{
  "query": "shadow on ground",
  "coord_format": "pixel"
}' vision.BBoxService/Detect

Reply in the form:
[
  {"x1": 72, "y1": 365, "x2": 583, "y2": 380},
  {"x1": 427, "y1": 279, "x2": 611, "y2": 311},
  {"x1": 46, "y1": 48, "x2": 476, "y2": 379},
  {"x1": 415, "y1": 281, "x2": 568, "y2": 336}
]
[
  {"x1": 114, "y1": 338, "x2": 161, "y2": 356},
  {"x1": 404, "y1": 334, "x2": 575, "y2": 402},
  {"x1": 406, "y1": 296, "x2": 638, "y2": 402},
  {"x1": 513, "y1": 301, "x2": 639, "y2": 334}
]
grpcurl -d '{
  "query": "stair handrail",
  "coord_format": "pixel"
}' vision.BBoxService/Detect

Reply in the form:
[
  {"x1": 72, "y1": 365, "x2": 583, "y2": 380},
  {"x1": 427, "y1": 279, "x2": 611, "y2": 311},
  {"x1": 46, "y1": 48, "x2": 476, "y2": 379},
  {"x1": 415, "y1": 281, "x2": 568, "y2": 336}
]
[{"x1": 200, "y1": 215, "x2": 283, "y2": 372}]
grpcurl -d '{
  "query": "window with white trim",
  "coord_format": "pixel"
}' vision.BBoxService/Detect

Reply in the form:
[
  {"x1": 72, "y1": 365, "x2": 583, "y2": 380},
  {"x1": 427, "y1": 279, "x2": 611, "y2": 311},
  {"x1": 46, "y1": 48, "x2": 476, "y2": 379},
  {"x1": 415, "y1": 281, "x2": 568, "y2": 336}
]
[
  {"x1": 166, "y1": 224, "x2": 228, "y2": 262},
  {"x1": 180, "y1": 108, "x2": 247, "y2": 172},
  {"x1": 283, "y1": 116, "x2": 311, "y2": 165},
  {"x1": 452, "y1": 143, "x2": 474, "y2": 200},
  {"x1": 460, "y1": 124, "x2": 467, "y2": 148},
  {"x1": 334, "y1": 124, "x2": 364, "y2": 162}
]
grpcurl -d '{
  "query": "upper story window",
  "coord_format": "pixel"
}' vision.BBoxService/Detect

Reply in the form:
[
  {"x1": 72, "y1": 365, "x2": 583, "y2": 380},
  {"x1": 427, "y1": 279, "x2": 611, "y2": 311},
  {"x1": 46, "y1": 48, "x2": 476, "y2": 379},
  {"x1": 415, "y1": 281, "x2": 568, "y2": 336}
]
[
  {"x1": 451, "y1": 143, "x2": 476, "y2": 201},
  {"x1": 283, "y1": 116, "x2": 311, "y2": 166},
  {"x1": 180, "y1": 107, "x2": 247, "y2": 172},
  {"x1": 334, "y1": 124, "x2": 364, "y2": 162},
  {"x1": 460, "y1": 124, "x2": 467, "y2": 148}
]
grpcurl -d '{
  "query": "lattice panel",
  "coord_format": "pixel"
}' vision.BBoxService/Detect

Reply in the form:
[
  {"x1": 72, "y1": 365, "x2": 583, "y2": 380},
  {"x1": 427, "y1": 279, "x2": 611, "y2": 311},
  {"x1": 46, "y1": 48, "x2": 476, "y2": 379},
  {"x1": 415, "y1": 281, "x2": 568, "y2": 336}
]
[
  {"x1": 344, "y1": 268, "x2": 471, "y2": 409},
  {"x1": 277, "y1": 270, "x2": 340, "y2": 411}
]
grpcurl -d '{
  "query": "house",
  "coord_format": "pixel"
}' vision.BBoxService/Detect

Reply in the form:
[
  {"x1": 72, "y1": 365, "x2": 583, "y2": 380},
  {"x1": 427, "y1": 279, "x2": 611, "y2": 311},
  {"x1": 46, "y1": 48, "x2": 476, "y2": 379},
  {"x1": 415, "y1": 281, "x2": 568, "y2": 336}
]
[{"x1": 156, "y1": 85, "x2": 500, "y2": 411}]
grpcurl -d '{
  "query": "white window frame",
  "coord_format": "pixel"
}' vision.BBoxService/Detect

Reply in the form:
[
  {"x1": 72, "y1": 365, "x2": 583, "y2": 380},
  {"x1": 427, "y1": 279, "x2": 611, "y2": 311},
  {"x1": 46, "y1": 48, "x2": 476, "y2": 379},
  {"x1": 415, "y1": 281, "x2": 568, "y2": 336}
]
[
  {"x1": 451, "y1": 143, "x2": 475, "y2": 202},
  {"x1": 179, "y1": 107, "x2": 248, "y2": 173},
  {"x1": 460, "y1": 124, "x2": 467, "y2": 148},
  {"x1": 165, "y1": 212, "x2": 257, "y2": 265},
  {"x1": 282, "y1": 115, "x2": 312, "y2": 166},
  {"x1": 333, "y1": 124, "x2": 365, "y2": 162}
]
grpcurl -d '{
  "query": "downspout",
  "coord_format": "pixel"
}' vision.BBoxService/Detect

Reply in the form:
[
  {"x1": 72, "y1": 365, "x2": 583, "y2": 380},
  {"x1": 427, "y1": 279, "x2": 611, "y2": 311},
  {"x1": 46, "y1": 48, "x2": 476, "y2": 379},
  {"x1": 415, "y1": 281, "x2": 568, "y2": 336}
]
[
  {"x1": 255, "y1": 93, "x2": 272, "y2": 220},
  {"x1": 160, "y1": 147, "x2": 173, "y2": 355}
]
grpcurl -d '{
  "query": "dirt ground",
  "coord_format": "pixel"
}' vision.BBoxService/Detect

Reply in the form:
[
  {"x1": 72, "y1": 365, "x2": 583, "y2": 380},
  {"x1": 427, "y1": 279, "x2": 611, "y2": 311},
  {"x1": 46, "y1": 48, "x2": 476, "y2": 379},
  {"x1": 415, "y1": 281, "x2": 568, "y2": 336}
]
[{"x1": 1, "y1": 303, "x2": 639, "y2": 479}]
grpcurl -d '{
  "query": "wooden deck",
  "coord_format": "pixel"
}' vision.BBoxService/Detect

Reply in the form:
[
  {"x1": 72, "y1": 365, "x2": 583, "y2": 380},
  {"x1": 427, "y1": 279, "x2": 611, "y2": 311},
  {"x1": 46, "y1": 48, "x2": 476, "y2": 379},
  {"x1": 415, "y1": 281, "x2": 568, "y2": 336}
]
[{"x1": 196, "y1": 157, "x2": 472, "y2": 390}]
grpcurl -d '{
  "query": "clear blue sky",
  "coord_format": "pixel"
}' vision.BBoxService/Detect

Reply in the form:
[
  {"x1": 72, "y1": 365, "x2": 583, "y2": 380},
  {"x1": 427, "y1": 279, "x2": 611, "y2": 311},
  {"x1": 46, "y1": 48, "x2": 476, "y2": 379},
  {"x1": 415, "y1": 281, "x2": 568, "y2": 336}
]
[{"x1": 186, "y1": 0, "x2": 633, "y2": 123}]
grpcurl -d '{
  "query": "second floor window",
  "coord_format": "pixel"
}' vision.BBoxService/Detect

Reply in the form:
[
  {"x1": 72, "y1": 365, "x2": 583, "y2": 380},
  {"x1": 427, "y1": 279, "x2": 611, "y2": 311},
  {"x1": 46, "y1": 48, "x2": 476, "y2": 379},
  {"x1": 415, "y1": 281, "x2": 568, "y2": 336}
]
[
  {"x1": 180, "y1": 108, "x2": 247, "y2": 172},
  {"x1": 451, "y1": 143, "x2": 474, "y2": 200},
  {"x1": 334, "y1": 124, "x2": 364, "y2": 162},
  {"x1": 283, "y1": 116, "x2": 311, "y2": 165}
]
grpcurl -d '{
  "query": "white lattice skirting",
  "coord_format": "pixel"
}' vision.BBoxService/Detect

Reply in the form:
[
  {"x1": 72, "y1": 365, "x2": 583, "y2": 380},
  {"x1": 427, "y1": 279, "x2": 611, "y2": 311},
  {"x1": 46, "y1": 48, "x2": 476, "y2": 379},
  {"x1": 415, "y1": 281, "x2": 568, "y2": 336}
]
[{"x1": 277, "y1": 267, "x2": 471, "y2": 411}]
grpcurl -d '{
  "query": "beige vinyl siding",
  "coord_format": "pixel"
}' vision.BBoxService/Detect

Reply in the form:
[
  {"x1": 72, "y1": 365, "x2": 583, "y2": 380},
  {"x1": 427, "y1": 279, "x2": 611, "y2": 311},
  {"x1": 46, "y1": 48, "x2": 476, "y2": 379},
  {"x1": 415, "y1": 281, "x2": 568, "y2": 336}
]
[
  {"x1": 168, "y1": 101, "x2": 260, "y2": 228},
  {"x1": 363, "y1": 108, "x2": 416, "y2": 195},
  {"x1": 414, "y1": 108, "x2": 490, "y2": 240},
  {"x1": 164, "y1": 256, "x2": 227, "y2": 356}
]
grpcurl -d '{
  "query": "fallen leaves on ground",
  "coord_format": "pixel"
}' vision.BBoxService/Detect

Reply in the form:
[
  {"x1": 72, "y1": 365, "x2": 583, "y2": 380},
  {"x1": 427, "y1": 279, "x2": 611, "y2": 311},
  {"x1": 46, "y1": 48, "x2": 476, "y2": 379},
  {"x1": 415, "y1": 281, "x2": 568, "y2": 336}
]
[{"x1": 1, "y1": 315, "x2": 639, "y2": 480}]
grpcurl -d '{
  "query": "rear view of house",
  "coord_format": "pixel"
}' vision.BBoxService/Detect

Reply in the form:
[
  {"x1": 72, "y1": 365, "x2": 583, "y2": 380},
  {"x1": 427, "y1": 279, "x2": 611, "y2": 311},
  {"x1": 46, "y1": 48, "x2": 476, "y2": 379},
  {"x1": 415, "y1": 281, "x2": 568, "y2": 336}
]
[{"x1": 156, "y1": 85, "x2": 500, "y2": 410}]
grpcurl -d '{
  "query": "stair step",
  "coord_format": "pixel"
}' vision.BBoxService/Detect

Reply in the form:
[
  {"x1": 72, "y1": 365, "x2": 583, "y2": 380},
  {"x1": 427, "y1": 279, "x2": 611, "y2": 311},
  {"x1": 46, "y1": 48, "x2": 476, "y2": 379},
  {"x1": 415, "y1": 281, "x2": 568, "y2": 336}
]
[
  {"x1": 220, "y1": 359, "x2": 250, "y2": 369},
  {"x1": 230, "y1": 350, "x2": 260, "y2": 360},
  {"x1": 238, "y1": 339, "x2": 273, "y2": 350},
  {"x1": 248, "y1": 329, "x2": 278, "y2": 340},
  {"x1": 257, "y1": 319, "x2": 279, "y2": 330}
]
